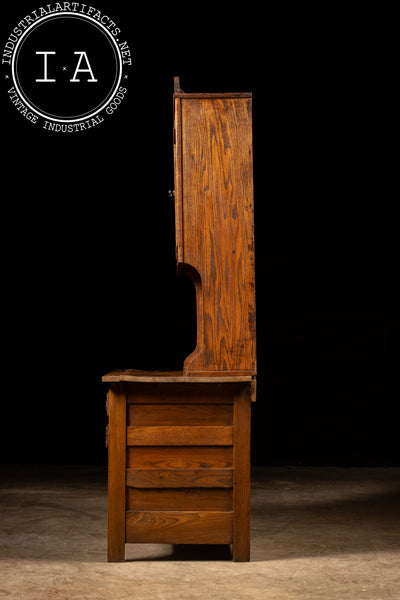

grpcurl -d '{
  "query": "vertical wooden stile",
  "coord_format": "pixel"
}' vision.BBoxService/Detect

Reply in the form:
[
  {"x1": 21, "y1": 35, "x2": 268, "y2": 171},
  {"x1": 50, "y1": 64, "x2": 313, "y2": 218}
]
[
  {"x1": 107, "y1": 383, "x2": 126, "y2": 562},
  {"x1": 232, "y1": 384, "x2": 251, "y2": 561}
]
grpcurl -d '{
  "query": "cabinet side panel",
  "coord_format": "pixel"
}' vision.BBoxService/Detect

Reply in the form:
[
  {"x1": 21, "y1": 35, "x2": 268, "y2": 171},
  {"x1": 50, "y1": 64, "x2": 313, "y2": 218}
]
[
  {"x1": 181, "y1": 97, "x2": 256, "y2": 374},
  {"x1": 174, "y1": 97, "x2": 184, "y2": 264}
]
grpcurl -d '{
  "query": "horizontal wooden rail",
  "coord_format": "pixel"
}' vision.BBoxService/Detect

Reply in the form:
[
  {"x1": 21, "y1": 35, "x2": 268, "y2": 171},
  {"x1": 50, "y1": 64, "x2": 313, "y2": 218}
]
[
  {"x1": 126, "y1": 510, "x2": 233, "y2": 544},
  {"x1": 128, "y1": 403, "x2": 233, "y2": 426},
  {"x1": 126, "y1": 488, "x2": 233, "y2": 511},
  {"x1": 127, "y1": 426, "x2": 233, "y2": 446},
  {"x1": 127, "y1": 445, "x2": 233, "y2": 469},
  {"x1": 126, "y1": 468, "x2": 233, "y2": 488}
]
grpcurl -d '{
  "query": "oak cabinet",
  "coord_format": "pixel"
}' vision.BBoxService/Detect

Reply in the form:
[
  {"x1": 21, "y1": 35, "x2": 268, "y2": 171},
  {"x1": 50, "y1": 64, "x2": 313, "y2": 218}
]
[{"x1": 103, "y1": 78, "x2": 256, "y2": 561}]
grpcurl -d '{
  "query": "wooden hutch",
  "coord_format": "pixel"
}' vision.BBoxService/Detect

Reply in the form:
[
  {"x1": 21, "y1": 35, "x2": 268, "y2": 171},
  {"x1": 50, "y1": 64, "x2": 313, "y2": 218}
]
[{"x1": 103, "y1": 77, "x2": 256, "y2": 561}]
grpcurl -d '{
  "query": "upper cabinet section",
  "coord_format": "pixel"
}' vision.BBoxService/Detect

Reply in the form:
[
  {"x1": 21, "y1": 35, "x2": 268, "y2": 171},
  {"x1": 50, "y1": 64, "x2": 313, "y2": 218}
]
[{"x1": 173, "y1": 79, "x2": 256, "y2": 377}]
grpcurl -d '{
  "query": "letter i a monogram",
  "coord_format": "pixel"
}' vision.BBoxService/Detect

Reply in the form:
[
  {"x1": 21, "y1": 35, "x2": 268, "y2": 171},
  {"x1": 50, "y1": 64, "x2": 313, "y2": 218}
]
[
  {"x1": 35, "y1": 51, "x2": 98, "y2": 82},
  {"x1": 9, "y1": 10, "x2": 127, "y2": 128},
  {"x1": 35, "y1": 51, "x2": 56, "y2": 82},
  {"x1": 70, "y1": 52, "x2": 98, "y2": 82}
]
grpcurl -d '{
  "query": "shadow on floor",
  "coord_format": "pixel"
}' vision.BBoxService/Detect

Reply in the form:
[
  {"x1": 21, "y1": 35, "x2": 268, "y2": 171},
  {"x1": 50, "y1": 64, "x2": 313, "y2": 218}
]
[
  {"x1": 1, "y1": 465, "x2": 399, "y2": 563},
  {"x1": 125, "y1": 544, "x2": 232, "y2": 562},
  {"x1": 249, "y1": 466, "x2": 400, "y2": 561}
]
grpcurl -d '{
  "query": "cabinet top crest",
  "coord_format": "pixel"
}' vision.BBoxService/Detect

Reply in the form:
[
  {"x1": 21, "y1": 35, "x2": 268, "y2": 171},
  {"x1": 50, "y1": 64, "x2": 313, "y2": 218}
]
[{"x1": 173, "y1": 76, "x2": 252, "y2": 99}]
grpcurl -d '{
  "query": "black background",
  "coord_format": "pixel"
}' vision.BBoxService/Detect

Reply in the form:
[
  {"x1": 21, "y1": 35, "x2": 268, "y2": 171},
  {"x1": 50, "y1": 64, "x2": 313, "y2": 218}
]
[{"x1": 1, "y1": 3, "x2": 398, "y2": 467}]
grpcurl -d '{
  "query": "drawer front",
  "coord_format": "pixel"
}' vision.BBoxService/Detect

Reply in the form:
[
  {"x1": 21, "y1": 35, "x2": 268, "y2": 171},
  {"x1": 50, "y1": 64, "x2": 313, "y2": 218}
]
[
  {"x1": 127, "y1": 402, "x2": 233, "y2": 446},
  {"x1": 126, "y1": 510, "x2": 233, "y2": 544},
  {"x1": 128, "y1": 403, "x2": 233, "y2": 426},
  {"x1": 127, "y1": 425, "x2": 232, "y2": 446},
  {"x1": 126, "y1": 382, "x2": 238, "y2": 403},
  {"x1": 127, "y1": 446, "x2": 232, "y2": 469},
  {"x1": 126, "y1": 488, "x2": 232, "y2": 511},
  {"x1": 126, "y1": 467, "x2": 233, "y2": 488}
]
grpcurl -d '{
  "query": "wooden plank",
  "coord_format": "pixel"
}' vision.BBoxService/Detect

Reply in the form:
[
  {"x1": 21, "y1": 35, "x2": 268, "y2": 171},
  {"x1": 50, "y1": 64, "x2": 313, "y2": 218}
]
[
  {"x1": 126, "y1": 468, "x2": 233, "y2": 488},
  {"x1": 174, "y1": 76, "x2": 182, "y2": 93},
  {"x1": 174, "y1": 92, "x2": 252, "y2": 99},
  {"x1": 174, "y1": 96, "x2": 184, "y2": 263},
  {"x1": 127, "y1": 425, "x2": 233, "y2": 446},
  {"x1": 179, "y1": 97, "x2": 256, "y2": 375},
  {"x1": 127, "y1": 446, "x2": 233, "y2": 469},
  {"x1": 102, "y1": 370, "x2": 253, "y2": 383},
  {"x1": 186, "y1": 371, "x2": 255, "y2": 377},
  {"x1": 250, "y1": 379, "x2": 257, "y2": 403},
  {"x1": 126, "y1": 488, "x2": 232, "y2": 511},
  {"x1": 107, "y1": 383, "x2": 126, "y2": 562},
  {"x1": 103, "y1": 370, "x2": 183, "y2": 382},
  {"x1": 232, "y1": 385, "x2": 251, "y2": 561},
  {"x1": 125, "y1": 511, "x2": 233, "y2": 544},
  {"x1": 128, "y1": 403, "x2": 233, "y2": 426},
  {"x1": 126, "y1": 382, "x2": 237, "y2": 403},
  {"x1": 128, "y1": 396, "x2": 233, "y2": 405}
]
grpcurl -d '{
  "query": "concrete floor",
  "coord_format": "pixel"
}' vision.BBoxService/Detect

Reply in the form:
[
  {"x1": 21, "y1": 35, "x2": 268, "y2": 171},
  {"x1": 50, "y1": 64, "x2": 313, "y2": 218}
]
[{"x1": 1, "y1": 465, "x2": 399, "y2": 600}]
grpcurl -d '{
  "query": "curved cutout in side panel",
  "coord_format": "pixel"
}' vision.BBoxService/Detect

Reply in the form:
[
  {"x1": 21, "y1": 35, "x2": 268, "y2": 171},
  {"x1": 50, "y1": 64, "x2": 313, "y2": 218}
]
[{"x1": 178, "y1": 263, "x2": 205, "y2": 374}]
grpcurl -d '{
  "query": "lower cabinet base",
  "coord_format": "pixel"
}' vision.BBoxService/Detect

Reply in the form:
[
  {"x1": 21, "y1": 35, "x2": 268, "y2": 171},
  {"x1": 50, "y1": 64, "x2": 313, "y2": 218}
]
[{"x1": 105, "y1": 378, "x2": 252, "y2": 562}]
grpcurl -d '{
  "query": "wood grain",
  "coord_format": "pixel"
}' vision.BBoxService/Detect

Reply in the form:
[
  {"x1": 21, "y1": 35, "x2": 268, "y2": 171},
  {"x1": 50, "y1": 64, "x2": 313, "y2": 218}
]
[
  {"x1": 174, "y1": 92, "x2": 252, "y2": 98},
  {"x1": 126, "y1": 468, "x2": 233, "y2": 488},
  {"x1": 126, "y1": 488, "x2": 232, "y2": 511},
  {"x1": 125, "y1": 511, "x2": 233, "y2": 544},
  {"x1": 127, "y1": 425, "x2": 233, "y2": 446},
  {"x1": 128, "y1": 403, "x2": 232, "y2": 426},
  {"x1": 127, "y1": 446, "x2": 233, "y2": 469},
  {"x1": 232, "y1": 385, "x2": 251, "y2": 561},
  {"x1": 102, "y1": 370, "x2": 253, "y2": 383},
  {"x1": 174, "y1": 96, "x2": 256, "y2": 376},
  {"x1": 174, "y1": 95, "x2": 184, "y2": 264},
  {"x1": 107, "y1": 384, "x2": 126, "y2": 562},
  {"x1": 103, "y1": 82, "x2": 254, "y2": 560}
]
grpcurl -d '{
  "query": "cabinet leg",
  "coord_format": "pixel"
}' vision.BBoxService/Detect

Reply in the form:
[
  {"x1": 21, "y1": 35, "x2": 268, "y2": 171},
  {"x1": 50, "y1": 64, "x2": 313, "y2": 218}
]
[
  {"x1": 232, "y1": 386, "x2": 251, "y2": 562},
  {"x1": 107, "y1": 384, "x2": 126, "y2": 562}
]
